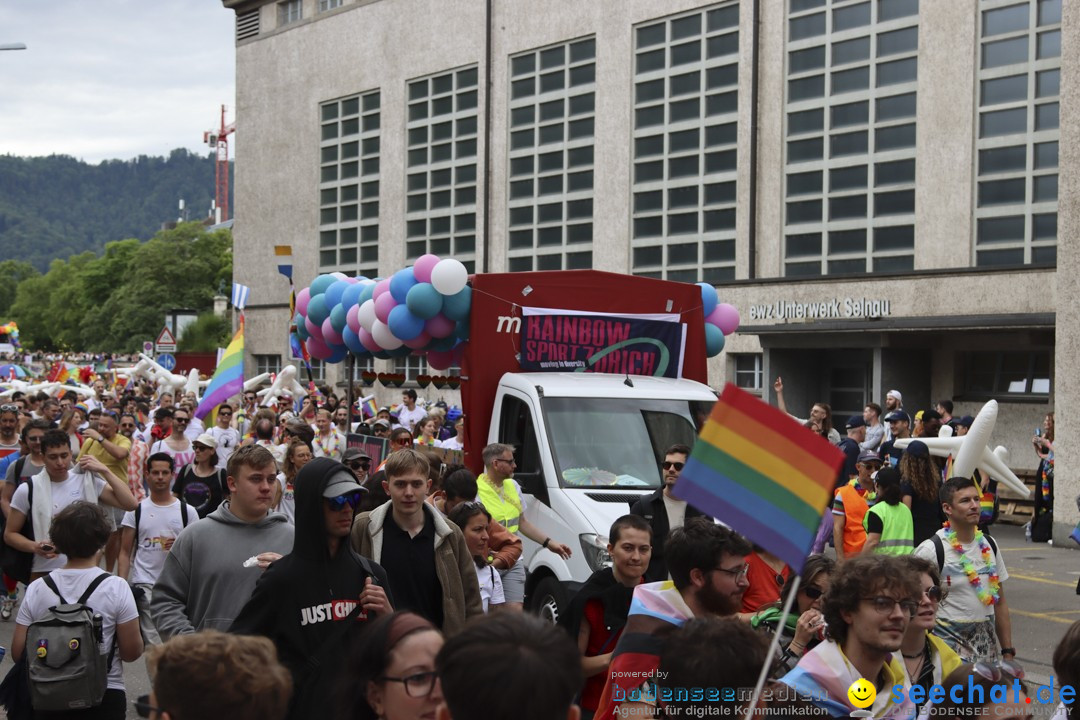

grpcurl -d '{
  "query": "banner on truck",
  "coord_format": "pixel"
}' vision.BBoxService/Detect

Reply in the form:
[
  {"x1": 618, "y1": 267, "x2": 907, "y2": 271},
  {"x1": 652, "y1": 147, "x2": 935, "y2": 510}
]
[{"x1": 520, "y1": 308, "x2": 686, "y2": 379}]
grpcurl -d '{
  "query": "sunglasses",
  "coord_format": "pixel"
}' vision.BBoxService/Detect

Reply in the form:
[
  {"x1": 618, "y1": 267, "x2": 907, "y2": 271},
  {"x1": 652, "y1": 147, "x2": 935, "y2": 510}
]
[
  {"x1": 174, "y1": 417, "x2": 190, "y2": 423},
  {"x1": 394, "y1": 438, "x2": 412, "y2": 445},
  {"x1": 802, "y1": 585, "x2": 825, "y2": 600},
  {"x1": 219, "y1": 411, "x2": 232, "y2": 416},
  {"x1": 0, "y1": 404, "x2": 18, "y2": 413},
  {"x1": 325, "y1": 491, "x2": 363, "y2": 512},
  {"x1": 923, "y1": 585, "x2": 942, "y2": 602},
  {"x1": 662, "y1": 461, "x2": 685, "y2": 471},
  {"x1": 347, "y1": 460, "x2": 370, "y2": 470},
  {"x1": 134, "y1": 695, "x2": 163, "y2": 718}
]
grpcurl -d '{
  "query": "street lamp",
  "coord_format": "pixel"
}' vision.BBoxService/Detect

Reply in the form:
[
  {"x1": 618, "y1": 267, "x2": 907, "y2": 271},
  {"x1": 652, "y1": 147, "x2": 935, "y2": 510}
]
[{"x1": 0, "y1": 44, "x2": 27, "y2": 51}]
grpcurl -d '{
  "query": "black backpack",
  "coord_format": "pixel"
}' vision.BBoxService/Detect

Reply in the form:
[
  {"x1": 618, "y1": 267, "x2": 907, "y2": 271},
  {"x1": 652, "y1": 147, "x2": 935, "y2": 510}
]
[
  {"x1": 0, "y1": 458, "x2": 35, "y2": 584},
  {"x1": 930, "y1": 532, "x2": 999, "y2": 572}
]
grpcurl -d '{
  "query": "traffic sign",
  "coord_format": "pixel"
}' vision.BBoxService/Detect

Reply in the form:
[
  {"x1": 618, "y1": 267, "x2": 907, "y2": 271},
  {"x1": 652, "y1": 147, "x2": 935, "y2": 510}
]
[
  {"x1": 143, "y1": 341, "x2": 154, "y2": 354},
  {"x1": 156, "y1": 353, "x2": 177, "y2": 371},
  {"x1": 155, "y1": 326, "x2": 177, "y2": 353}
]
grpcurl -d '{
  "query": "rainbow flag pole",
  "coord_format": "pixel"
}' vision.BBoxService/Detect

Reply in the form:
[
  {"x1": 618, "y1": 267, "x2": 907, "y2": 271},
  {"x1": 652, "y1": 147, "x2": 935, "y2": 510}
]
[
  {"x1": 675, "y1": 384, "x2": 844, "y2": 718},
  {"x1": 195, "y1": 314, "x2": 245, "y2": 422}
]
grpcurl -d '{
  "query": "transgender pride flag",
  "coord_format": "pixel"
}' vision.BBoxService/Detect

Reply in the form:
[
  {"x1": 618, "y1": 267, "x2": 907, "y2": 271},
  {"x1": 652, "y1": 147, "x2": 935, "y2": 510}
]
[{"x1": 195, "y1": 317, "x2": 245, "y2": 421}]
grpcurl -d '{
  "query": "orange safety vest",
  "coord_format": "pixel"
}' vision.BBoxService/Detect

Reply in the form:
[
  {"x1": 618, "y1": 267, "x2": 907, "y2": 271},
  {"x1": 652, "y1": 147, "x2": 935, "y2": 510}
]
[{"x1": 835, "y1": 481, "x2": 873, "y2": 556}]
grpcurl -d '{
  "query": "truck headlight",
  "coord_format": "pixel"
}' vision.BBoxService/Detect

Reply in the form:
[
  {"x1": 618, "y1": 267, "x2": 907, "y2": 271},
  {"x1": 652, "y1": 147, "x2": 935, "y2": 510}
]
[{"x1": 579, "y1": 534, "x2": 611, "y2": 572}]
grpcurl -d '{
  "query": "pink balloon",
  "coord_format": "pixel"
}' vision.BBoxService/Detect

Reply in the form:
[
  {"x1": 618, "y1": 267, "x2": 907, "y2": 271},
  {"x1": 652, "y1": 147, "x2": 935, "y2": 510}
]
[
  {"x1": 358, "y1": 327, "x2": 380, "y2": 353},
  {"x1": 428, "y1": 350, "x2": 453, "y2": 371},
  {"x1": 346, "y1": 305, "x2": 361, "y2": 334},
  {"x1": 322, "y1": 317, "x2": 344, "y2": 345},
  {"x1": 305, "y1": 317, "x2": 323, "y2": 339},
  {"x1": 373, "y1": 278, "x2": 392, "y2": 300},
  {"x1": 306, "y1": 335, "x2": 332, "y2": 360},
  {"x1": 374, "y1": 292, "x2": 398, "y2": 324},
  {"x1": 403, "y1": 331, "x2": 432, "y2": 350},
  {"x1": 295, "y1": 287, "x2": 311, "y2": 317},
  {"x1": 708, "y1": 303, "x2": 741, "y2": 336},
  {"x1": 413, "y1": 254, "x2": 441, "y2": 284},
  {"x1": 425, "y1": 313, "x2": 455, "y2": 339}
]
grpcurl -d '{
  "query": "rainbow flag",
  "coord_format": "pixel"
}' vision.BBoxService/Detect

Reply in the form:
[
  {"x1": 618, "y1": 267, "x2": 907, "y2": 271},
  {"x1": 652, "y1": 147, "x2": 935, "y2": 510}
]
[
  {"x1": 674, "y1": 384, "x2": 844, "y2": 572},
  {"x1": 195, "y1": 316, "x2": 245, "y2": 421},
  {"x1": 362, "y1": 397, "x2": 378, "y2": 418},
  {"x1": 47, "y1": 361, "x2": 70, "y2": 384}
]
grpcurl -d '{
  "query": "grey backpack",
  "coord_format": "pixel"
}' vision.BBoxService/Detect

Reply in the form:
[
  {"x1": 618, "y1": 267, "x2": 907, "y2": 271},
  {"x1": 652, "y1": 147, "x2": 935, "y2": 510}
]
[{"x1": 26, "y1": 573, "x2": 114, "y2": 711}]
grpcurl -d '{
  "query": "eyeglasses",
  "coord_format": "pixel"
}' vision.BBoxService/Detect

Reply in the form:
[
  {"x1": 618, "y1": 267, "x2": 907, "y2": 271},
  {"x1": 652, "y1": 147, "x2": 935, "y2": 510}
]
[
  {"x1": 496, "y1": 457, "x2": 516, "y2": 466},
  {"x1": 862, "y1": 596, "x2": 919, "y2": 617},
  {"x1": 714, "y1": 563, "x2": 750, "y2": 580},
  {"x1": 802, "y1": 585, "x2": 825, "y2": 600},
  {"x1": 379, "y1": 671, "x2": 438, "y2": 699},
  {"x1": 662, "y1": 461, "x2": 685, "y2": 471},
  {"x1": 174, "y1": 417, "x2": 190, "y2": 424},
  {"x1": 219, "y1": 411, "x2": 232, "y2": 416},
  {"x1": 346, "y1": 460, "x2": 370, "y2": 471},
  {"x1": 923, "y1": 585, "x2": 942, "y2": 602},
  {"x1": 134, "y1": 695, "x2": 164, "y2": 718},
  {"x1": 194, "y1": 445, "x2": 213, "y2": 452},
  {"x1": 974, "y1": 659, "x2": 1025, "y2": 682},
  {"x1": 325, "y1": 491, "x2": 363, "y2": 512}
]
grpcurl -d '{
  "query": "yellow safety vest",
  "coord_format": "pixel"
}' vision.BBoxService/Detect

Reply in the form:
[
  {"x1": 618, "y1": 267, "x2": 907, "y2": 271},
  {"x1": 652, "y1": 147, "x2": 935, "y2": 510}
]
[{"x1": 476, "y1": 473, "x2": 522, "y2": 534}]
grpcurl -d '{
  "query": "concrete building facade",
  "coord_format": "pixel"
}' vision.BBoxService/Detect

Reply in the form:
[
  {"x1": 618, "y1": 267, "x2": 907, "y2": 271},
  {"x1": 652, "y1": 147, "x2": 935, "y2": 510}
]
[{"x1": 221, "y1": 0, "x2": 1075, "y2": 541}]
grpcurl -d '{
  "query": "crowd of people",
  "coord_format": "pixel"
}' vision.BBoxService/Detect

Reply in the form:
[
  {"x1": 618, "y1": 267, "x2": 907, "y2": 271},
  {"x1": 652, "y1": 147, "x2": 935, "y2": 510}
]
[{"x1": 0, "y1": 374, "x2": 1069, "y2": 720}]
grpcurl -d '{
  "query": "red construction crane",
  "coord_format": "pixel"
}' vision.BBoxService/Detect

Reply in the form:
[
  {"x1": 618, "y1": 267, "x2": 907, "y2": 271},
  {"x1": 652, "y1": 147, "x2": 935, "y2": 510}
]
[{"x1": 203, "y1": 105, "x2": 236, "y2": 223}]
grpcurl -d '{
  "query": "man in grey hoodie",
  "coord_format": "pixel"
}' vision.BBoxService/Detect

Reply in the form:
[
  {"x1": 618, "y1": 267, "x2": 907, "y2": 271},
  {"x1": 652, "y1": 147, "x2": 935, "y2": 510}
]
[{"x1": 151, "y1": 444, "x2": 294, "y2": 639}]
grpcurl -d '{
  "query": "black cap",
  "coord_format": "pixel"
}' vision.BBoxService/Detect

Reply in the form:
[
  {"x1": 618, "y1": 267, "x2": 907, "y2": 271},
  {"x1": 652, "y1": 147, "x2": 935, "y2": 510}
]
[
  {"x1": 845, "y1": 415, "x2": 866, "y2": 430},
  {"x1": 904, "y1": 440, "x2": 930, "y2": 458},
  {"x1": 883, "y1": 410, "x2": 911, "y2": 424},
  {"x1": 956, "y1": 415, "x2": 974, "y2": 428}
]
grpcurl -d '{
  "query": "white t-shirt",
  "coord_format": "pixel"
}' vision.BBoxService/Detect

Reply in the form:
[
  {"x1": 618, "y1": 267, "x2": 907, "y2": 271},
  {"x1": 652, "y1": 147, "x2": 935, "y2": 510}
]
[
  {"x1": 475, "y1": 562, "x2": 505, "y2": 612},
  {"x1": 914, "y1": 529, "x2": 1010, "y2": 622},
  {"x1": 209, "y1": 426, "x2": 241, "y2": 468},
  {"x1": 184, "y1": 417, "x2": 205, "y2": 442},
  {"x1": 276, "y1": 473, "x2": 296, "y2": 524},
  {"x1": 120, "y1": 498, "x2": 200, "y2": 586},
  {"x1": 17, "y1": 569, "x2": 138, "y2": 691},
  {"x1": 441, "y1": 436, "x2": 463, "y2": 451},
  {"x1": 397, "y1": 405, "x2": 427, "y2": 432},
  {"x1": 662, "y1": 493, "x2": 688, "y2": 532},
  {"x1": 11, "y1": 472, "x2": 107, "y2": 573}
]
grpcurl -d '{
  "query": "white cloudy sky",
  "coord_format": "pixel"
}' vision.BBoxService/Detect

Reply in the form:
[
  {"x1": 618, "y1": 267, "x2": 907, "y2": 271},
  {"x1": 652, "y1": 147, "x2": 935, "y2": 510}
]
[{"x1": 0, "y1": 0, "x2": 236, "y2": 163}]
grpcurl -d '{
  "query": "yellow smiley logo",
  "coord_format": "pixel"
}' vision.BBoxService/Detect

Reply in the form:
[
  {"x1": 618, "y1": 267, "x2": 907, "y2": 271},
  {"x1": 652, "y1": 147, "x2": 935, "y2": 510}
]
[{"x1": 847, "y1": 678, "x2": 876, "y2": 709}]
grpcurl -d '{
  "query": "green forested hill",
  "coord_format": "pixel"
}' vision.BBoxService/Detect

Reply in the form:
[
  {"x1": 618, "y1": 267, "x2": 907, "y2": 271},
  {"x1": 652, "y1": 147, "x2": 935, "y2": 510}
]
[{"x1": 0, "y1": 149, "x2": 232, "y2": 271}]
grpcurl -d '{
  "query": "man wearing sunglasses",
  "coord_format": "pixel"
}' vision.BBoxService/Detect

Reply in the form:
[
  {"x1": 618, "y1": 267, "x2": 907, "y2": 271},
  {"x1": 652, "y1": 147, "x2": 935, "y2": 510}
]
[
  {"x1": 209, "y1": 403, "x2": 241, "y2": 470},
  {"x1": 629, "y1": 443, "x2": 707, "y2": 583},
  {"x1": 342, "y1": 448, "x2": 371, "y2": 485},
  {"x1": 232, "y1": 457, "x2": 392, "y2": 720},
  {"x1": 781, "y1": 555, "x2": 922, "y2": 718}
]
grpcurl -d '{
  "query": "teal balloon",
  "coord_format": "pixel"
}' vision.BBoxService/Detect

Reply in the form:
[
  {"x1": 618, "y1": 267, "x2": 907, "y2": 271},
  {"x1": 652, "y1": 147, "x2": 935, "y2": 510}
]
[
  {"x1": 310, "y1": 274, "x2": 336, "y2": 296},
  {"x1": 387, "y1": 345, "x2": 413, "y2": 358},
  {"x1": 442, "y1": 286, "x2": 472, "y2": 321},
  {"x1": 428, "y1": 335, "x2": 457, "y2": 352},
  {"x1": 454, "y1": 319, "x2": 470, "y2": 340},
  {"x1": 388, "y1": 305, "x2": 425, "y2": 341},
  {"x1": 293, "y1": 313, "x2": 309, "y2": 341},
  {"x1": 705, "y1": 323, "x2": 725, "y2": 357},
  {"x1": 698, "y1": 283, "x2": 718, "y2": 317},
  {"x1": 341, "y1": 283, "x2": 364, "y2": 309},
  {"x1": 372, "y1": 350, "x2": 391, "y2": 360},
  {"x1": 324, "y1": 280, "x2": 348, "y2": 308},
  {"x1": 406, "y1": 283, "x2": 443, "y2": 319},
  {"x1": 307, "y1": 294, "x2": 331, "y2": 325},
  {"x1": 357, "y1": 283, "x2": 376, "y2": 306},
  {"x1": 329, "y1": 303, "x2": 349, "y2": 333}
]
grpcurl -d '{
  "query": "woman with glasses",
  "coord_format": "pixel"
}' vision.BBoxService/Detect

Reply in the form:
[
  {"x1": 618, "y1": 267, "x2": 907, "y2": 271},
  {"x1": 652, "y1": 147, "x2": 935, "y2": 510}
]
[
  {"x1": 173, "y1": 433, "x2": 227, "y2": 519},
  {"x1": 751, "y1": 554, "x2": 835, "y2": 675},
  {"x1": 339, "y1": 611, "x2": 444, "y2": 720},
  {"x1": 899, "y1": 556, "x2": 962, "y2": 716},
  {"x1": 273, "y1": 439, "x2": 312, "y2": 524},
  {"x1": 447, "y1": 501, "x2": 505, "y2": 613}
]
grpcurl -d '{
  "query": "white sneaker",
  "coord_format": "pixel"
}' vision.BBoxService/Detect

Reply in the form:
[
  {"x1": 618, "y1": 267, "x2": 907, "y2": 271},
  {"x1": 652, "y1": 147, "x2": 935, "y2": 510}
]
[{"x1": 1, "y1": 596, "x2": 14, "y2": 621}]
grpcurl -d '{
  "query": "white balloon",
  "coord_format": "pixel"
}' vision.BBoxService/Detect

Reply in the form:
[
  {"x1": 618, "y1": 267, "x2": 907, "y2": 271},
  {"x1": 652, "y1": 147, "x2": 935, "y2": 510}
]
[
  {"x1": 371, "y1": 320, "x2": 404, "y2": 350},
  {"x1": 431, "y1": 258, "x2": 468, "y2": 295},
  {"x1": 358, "y1": 299, "x2": 377, "y2": 332}
]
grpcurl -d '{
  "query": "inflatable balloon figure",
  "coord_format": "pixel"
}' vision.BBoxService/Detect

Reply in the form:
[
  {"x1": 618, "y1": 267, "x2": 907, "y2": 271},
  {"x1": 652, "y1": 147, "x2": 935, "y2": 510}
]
[{"x1": 0, "y1": 322, "x2": 21, "y2": 349}]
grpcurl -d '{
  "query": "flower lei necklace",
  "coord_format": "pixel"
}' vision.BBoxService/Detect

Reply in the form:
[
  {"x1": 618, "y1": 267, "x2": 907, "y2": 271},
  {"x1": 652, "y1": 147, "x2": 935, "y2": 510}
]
[{"x1": 943, "y1": 521, "x2": 1000, "y2": 606}]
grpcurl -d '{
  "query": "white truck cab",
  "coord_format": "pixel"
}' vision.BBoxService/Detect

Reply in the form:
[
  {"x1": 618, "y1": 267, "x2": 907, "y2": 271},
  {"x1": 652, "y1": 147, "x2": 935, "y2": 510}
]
[{"x1": 485, "y1": 371, "x2": 717, "y2": 622}]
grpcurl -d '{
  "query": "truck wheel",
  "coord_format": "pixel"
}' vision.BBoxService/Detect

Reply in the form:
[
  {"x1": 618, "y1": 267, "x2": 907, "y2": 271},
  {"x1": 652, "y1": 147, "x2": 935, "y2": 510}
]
[{"x1": 529, "y1": 576, "x2": 567, "y2": 625}]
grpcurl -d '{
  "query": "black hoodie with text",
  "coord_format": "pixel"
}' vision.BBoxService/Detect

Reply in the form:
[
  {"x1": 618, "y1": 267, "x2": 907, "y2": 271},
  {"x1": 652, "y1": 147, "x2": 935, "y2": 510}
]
[{"x1": 231, "y1": 457, "x2": 391, "y2": 719}]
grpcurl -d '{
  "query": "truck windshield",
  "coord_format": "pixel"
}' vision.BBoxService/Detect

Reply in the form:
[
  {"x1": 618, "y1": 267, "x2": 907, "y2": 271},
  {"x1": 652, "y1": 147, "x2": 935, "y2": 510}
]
[{"x1": 543, "y1": 396, "x2": 714, "y2": 489}]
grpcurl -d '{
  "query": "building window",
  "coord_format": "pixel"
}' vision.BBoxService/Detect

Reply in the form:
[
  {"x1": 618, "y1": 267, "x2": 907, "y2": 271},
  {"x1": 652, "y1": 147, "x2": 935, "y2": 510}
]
[
  {"x1": 255, "y1": 354, "x2": 282, "y2": 375},
  {"x1": 350, "y1": 355, "x2": 375, "y2": 381},
  {"x1": 405, "y1": 66, "x2": 479, "y2": 272},
  {"x1": 507, "y1": 37, "x2": 596, "y2": 272},
  {"x1": 278, "y1": 0, "x2": 301, "y2": 26},
  {"x1": 783, "y1": 0, "x2": 919, "y2": 277},
  {"x1": 974, "y1": 0, "x2": 1060, "y2": 267},
  {"x1": 295, "y1": 360, "x2": 326, "y2": 383},
  {"x1": 631, "y1": 5, "x2": 739, "y2": 284},
  {"x1": 394, "y1": 355, "x2": 429, "y2": 383},
  {"x1": 319, "y1": 90, "x2": 381, "y2": 276},
  {"x1": 962, "y1": 350, "x2": 1051, "y2": 397},
  {"x1": 733, "y1": 354, "x2": 763, "y2": 392},
  {"x1": 318, "y1": 0, "x2": 343, "y2": 11}
]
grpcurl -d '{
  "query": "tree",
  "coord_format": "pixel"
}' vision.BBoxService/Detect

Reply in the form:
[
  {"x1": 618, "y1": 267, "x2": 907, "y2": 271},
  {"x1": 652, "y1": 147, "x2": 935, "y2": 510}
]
[
  {"x1": 179, "y1": 312, "x2": 231, "y2": 352},
  {"x1": 0, "y1": 260, "x2": 39, "y2": 318}
]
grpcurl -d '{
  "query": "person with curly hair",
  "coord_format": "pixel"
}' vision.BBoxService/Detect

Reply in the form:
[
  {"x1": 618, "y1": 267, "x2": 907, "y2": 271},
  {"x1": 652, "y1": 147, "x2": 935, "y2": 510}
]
[{"x1": 900, "y1": 440, "x2": 944, "y2": 547}]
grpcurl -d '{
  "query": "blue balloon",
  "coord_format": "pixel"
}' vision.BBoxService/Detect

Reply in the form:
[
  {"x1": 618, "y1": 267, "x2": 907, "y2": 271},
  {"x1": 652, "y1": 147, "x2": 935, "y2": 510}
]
[
  {"x1": 329, "y1": 303, "x2": 349, "y2": 333},
  {"x1": 406, "y1": 283, "x2": 443, "y2": 320},
  {"x1": 699, "y1": 282, "x2": 718, "y2": 317},
  {"x1": 306, "y1": 294, "x2": 331, "y2": 325},
  {"x1": 705, "y1": 323, "x2": 725, "y2": 357},
  {"x1": 324, "y1": 280, "x2": 349, "y2": 308},
  {"x1": 454, "y1": 319, "x2": 470, "y2": 340},
  {"x1": 293, "y1": 313, "x2": 309, "y2": 341},
  {"x1": 388, "y1": 305, "x2": 425, "y2": 341},
  {"x1": 342, "y1": 326, "x2": 365, "y2": 354},
  {"x1": 442, "y1": 286, "x2": 472, "y2": 321},
  {"x1": 310, "y1": 274, "x2": 336, "y2": 296},
  {"x1": 326, "y1": 344, "x2": 348, "y2": 364},
  {"x1": 357, "y1": 282, "x2": 376, "y2": 306},
  {"x1": 389, "y1": 267, "x2": 418, "y2": 304},
  {"x1": 341, "y1": 282, "x2": 364, "y2": 309}
]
